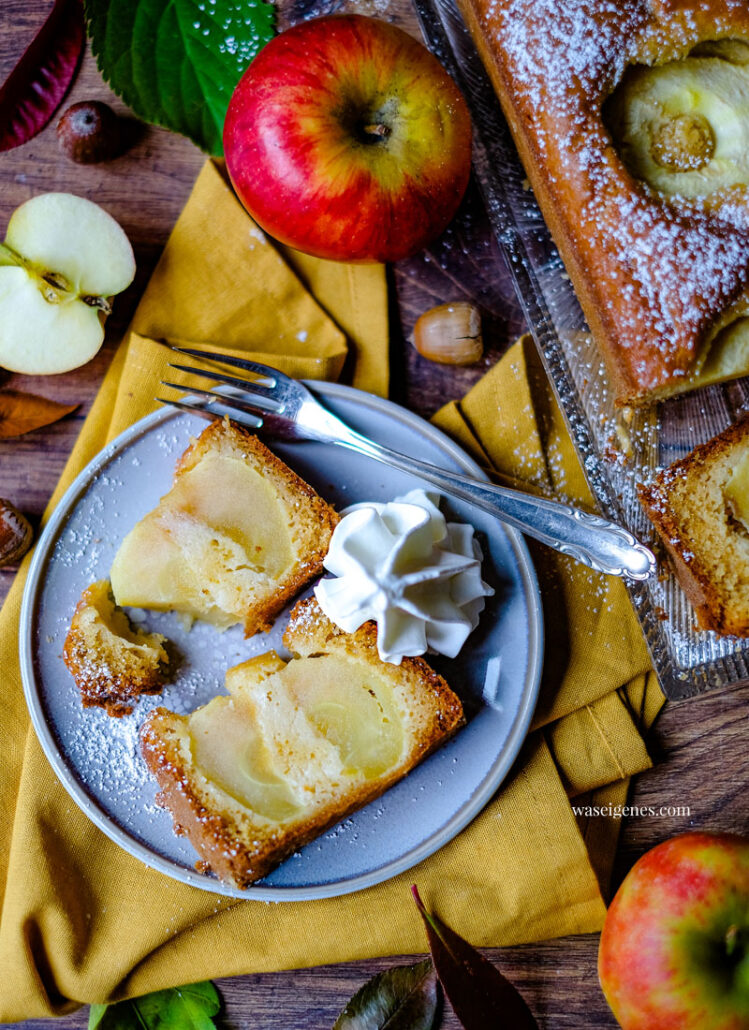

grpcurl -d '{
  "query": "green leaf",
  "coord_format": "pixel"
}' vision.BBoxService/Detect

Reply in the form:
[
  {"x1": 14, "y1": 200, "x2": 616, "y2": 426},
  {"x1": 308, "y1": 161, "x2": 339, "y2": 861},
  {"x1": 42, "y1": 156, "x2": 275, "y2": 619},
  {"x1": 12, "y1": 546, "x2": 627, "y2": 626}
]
[
  {"x1": 333, "y1": 959, "x2": 439, "y2": 1030},
  {"x1": 88, "y1": 980, "x2": 220, "y2": 1030},
  {"x1": 84, "y1": 0, "x2": 275, "y2": 155},
  {"x1": 412, "y1": 886, "x2": 539, "y2": 1030},
  {"x1": 87, "y1": 1004, "x2": 109, "y2": 1029}
]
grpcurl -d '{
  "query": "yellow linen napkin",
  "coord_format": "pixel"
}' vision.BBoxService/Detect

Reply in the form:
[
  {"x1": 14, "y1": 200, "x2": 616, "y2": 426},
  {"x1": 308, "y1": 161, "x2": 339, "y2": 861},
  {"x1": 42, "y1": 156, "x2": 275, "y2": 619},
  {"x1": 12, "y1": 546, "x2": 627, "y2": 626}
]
[
  {"x1": 128, "y1": 161, "x2": 389, "y2": 394},
  {"x1": 0, "y1": 164, "x2": 662, "y2": 1020}
]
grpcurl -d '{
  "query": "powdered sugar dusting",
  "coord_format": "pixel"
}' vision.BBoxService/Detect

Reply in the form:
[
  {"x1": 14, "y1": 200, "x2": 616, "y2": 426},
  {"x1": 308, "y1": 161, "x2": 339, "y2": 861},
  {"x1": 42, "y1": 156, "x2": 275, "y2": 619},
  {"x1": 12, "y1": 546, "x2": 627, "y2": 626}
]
[
  {"x1": 495, "y1": 0, "x2": 640, "y2": 105},
  {"x1": 479, "y1": 0, "x2": 749, "y2": 394}
]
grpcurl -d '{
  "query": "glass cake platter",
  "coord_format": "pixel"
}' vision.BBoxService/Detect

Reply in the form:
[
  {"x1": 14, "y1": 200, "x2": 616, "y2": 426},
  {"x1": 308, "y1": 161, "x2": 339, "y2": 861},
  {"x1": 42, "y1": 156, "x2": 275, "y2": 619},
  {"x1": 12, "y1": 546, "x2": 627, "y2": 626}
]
[{"x1": 411, "y1": 0, "x2": 749, "y2": 699}]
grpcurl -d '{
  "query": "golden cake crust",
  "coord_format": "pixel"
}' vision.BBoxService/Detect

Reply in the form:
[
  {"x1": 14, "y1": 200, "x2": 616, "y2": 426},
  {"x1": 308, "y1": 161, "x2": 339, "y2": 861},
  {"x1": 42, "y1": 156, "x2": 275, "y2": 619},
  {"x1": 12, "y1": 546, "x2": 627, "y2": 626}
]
[{"x1": 459, "y1": 0, "x2": 749, "y2": 405}]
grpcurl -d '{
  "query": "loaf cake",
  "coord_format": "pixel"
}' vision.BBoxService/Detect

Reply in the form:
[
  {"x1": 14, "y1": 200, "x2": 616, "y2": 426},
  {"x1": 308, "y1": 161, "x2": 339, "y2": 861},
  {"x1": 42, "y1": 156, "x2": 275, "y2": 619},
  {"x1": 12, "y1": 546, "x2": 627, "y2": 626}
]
[
  {"x1": 458, "y1": 0, "x2": 749, "y2": 405},
  {"x1": 638, "y1": 414, "x2": 749, "y2": 634},
  {"x1": 110, "y1": 419, "x2": 339, "y2": 636},
  {"x1": 63, "y1": 580, "x2": 169, "y2": 716},
  {"x1": 140, "y1": 598, "x2": 465, "y2": 887}
]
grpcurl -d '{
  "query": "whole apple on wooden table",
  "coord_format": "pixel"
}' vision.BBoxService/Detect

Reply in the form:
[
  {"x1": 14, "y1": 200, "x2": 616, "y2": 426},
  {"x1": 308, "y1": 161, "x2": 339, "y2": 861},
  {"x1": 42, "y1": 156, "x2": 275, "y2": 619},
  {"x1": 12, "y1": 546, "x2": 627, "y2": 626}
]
[
  {"x1": 223, "y1": 14, "x2": 473, "y2": 263},
  {"x1": 599, "y1": 832, "x2": 749, "y2": 1029}
]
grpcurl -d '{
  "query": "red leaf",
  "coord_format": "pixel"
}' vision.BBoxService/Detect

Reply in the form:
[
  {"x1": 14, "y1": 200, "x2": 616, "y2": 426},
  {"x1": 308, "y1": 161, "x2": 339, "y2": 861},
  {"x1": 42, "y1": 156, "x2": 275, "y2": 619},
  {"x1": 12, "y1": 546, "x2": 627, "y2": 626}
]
[
  {"x1": 0, "y1": 0, "x2": 85, "y2": 152},
  {"x1": 412, "y1": 885, "x2": 539, "y2": 1030}
]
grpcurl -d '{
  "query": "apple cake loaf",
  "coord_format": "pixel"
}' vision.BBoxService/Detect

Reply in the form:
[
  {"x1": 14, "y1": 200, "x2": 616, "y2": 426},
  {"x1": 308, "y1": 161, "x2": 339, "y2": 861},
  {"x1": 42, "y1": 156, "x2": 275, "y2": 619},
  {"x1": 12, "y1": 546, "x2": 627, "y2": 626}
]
[
  {"x1": 110, "y1": 419, "x2": 339, "y2": 636},
  {"x1": 638, "y1": 414, "x2": 749, "y2": 635},
  {"x1": 458, "y1": 0, "x2": 749, "y2": 405},
  {"x1": 63, "y1": 580, "x2": 169, "y2": 716},
  {"x1": 140, "y1": 598, "x2": 465, "y2": 887}
]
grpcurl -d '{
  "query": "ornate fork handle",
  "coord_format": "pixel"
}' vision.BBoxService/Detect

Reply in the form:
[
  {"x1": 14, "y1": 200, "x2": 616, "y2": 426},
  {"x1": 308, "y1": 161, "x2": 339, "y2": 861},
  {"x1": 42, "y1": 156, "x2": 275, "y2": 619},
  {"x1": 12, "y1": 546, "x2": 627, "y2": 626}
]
[
  {"x1": 325, "y1": 424, "x2": 655, "y2": 581},
  {"x1": 158, "y1": 352, "x2": 655, "y2": 580}
]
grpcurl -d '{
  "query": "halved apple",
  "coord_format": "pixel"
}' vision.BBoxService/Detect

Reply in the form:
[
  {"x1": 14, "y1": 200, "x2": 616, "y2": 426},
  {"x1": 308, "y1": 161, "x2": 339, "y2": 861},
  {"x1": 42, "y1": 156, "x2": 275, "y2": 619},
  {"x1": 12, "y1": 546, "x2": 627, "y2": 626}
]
[{"x1": 0, "y1": 192, "x2": 135, "y2": 374}]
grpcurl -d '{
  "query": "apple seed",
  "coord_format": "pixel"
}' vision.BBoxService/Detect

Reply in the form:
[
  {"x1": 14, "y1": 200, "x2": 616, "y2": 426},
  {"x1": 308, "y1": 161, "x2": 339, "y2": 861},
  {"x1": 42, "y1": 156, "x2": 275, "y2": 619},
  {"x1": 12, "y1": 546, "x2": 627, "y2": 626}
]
[{"x1": 42, "y1": 271, "x2": 71, "y2": 291}]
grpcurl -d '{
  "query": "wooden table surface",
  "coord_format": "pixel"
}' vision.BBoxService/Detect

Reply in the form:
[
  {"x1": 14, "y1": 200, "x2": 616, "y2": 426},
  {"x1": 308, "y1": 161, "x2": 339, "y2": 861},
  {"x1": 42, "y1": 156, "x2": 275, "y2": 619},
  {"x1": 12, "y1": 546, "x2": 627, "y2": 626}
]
[{"x1": 1, "y1": 3, "x2": 747, "y2": 1028}]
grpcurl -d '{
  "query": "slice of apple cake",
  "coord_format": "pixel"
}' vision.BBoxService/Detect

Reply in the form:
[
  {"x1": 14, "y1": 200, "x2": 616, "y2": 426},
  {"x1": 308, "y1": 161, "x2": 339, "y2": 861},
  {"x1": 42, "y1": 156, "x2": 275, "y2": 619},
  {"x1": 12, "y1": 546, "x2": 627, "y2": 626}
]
[
  {"x1": 140, "y1": 598, "x2": 464, "y2": 887},
  {"x1": 110, "y1": 419, "x2": 339, "y2": 636},
  {"x1": 638, "y1": 414, "x2": 749, "y2": 635}
]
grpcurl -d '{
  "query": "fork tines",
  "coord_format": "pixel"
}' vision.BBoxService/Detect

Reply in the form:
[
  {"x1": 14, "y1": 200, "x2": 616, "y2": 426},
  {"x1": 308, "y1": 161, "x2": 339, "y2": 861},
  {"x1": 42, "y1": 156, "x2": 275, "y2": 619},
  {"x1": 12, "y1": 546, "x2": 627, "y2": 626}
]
[
  {"x1": 154, "y1": 391, "x2": 266, "y2": 430},
  {"x1": 166, "y1": 361, "x2": 281, "y2": 406},
  {"x1": 157, "y1": 340, "x2": 278, "y2": 385}
]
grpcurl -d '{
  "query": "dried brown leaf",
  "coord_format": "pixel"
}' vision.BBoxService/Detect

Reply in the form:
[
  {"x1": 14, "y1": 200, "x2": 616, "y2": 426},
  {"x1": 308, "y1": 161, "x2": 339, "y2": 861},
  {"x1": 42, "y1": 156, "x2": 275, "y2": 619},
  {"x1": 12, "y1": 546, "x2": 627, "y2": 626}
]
[{"x1": 0, "y1": 390, "x2": 78, "y2": 438}]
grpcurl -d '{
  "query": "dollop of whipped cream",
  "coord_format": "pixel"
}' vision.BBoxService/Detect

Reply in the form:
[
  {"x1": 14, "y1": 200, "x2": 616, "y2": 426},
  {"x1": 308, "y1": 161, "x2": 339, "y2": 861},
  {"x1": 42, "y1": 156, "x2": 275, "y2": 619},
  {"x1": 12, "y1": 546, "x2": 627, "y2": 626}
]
[{"x1": 314, "y1": 489, "x2": 493, "y2": 664}]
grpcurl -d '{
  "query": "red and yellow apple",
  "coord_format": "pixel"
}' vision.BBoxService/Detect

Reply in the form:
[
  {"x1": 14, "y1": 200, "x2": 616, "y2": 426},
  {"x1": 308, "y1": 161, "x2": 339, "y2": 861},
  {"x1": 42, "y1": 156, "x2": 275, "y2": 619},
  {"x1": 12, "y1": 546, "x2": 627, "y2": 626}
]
[
  {"x1": 223, "y1": 14, "x2": 472, "y2": 264},
  {"x1": 598, "y1": 832, "x2": 749, "y2": 1029}
]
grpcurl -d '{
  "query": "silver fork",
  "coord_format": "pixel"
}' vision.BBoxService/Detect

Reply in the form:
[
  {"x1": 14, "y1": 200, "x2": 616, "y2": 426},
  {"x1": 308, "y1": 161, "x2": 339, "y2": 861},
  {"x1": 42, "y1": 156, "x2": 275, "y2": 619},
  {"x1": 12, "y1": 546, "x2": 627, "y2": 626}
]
[{"x1": 156, "y1": 343, "x2": 655, "y2": 580}]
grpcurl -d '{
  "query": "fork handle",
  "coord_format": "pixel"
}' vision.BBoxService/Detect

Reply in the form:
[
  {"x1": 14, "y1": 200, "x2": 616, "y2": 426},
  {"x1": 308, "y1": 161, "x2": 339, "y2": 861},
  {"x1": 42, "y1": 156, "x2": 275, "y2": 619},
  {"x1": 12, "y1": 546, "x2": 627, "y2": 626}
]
[{"x1": 335, "y1": 434, "x2": 655, "y2": 580}]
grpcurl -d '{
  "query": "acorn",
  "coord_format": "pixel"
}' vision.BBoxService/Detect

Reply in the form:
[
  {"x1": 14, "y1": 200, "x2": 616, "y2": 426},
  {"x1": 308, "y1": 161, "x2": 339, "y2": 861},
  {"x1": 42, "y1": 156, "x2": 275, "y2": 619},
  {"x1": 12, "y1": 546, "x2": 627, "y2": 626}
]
[
  {"x1": 0, "y1": 499, "x2": 33, "y2": 567},
  {"x1": 57, "y1": 101, "x2": 123, "y2": 164}
]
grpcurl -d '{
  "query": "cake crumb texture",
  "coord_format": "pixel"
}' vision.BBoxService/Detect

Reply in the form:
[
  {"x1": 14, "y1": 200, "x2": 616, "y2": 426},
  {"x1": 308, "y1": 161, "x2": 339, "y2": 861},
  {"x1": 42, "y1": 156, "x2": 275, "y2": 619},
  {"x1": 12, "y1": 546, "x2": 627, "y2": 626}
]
[
  {"x1": 638, "y1": 414, "x2": 749, "y2": 634},
  {"x1": 63, "y1": 580, "x2": 169, "y2": 717}
]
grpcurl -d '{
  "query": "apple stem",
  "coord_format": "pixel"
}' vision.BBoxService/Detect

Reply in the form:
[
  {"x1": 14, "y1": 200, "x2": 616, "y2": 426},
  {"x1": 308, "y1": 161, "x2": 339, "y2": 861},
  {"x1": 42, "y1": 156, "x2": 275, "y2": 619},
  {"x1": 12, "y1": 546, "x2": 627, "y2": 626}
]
[
  {"x1": 363, "y1": 123, "x2": 390, "y2": 140},
  {"x1": 726, "y1": 924, "x2": 739, "y2": 956}
]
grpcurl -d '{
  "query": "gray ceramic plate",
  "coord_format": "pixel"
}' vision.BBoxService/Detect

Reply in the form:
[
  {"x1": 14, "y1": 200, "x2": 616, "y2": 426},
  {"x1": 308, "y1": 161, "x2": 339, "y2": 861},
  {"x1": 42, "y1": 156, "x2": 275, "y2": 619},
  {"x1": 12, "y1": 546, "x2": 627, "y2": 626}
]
[{"x1": 20, "y1": 382, "x2": 543, "y2": 900}]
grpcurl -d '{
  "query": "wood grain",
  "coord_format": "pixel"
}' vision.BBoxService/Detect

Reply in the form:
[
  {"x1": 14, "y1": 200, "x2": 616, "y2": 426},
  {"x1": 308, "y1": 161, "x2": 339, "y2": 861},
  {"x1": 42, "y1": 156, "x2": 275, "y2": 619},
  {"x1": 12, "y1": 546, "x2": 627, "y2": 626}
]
[{"x1": 0, "y1": 3, "x2": 747, "y2": 1029}]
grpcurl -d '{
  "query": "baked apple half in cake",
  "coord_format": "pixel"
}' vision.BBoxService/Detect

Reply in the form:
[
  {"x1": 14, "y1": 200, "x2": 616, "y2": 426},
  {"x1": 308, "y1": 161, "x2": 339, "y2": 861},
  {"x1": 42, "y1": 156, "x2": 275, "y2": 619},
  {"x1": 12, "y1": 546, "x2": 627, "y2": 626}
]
[
  {"x1": 606, "y1": 40, "x2": 749, "y2": 207},
  {"x1": 605, "y1": 36, "x2": 749, "y2": 396},
  {"x1": 110, "y1": 419, "x2": 338, "y2": 636}
]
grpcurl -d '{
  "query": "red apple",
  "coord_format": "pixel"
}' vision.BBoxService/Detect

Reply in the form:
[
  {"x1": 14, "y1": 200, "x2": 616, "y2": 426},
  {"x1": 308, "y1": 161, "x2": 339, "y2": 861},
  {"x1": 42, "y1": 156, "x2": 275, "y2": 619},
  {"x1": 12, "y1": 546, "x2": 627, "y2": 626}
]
[
  {"x1": 598, "y1": 832, "x2": 749, "y2": 1030},
  {"x1": 223, "y1": 14, "x2": 472, "y2": 263}
]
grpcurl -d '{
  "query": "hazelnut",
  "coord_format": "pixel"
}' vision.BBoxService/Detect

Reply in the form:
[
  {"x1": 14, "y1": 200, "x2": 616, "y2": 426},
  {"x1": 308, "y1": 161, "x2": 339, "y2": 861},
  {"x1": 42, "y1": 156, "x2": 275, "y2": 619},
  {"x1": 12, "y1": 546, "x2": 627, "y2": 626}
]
[
  {"x1": 57, "y1": 101, "x2": 123, "y2": 164},
  {"x1": 0, "y1": 499, "x2": 33, "y2": 567},
  {"x1": 413, "y1": 302, "x2": 483, "y2": 366}
]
